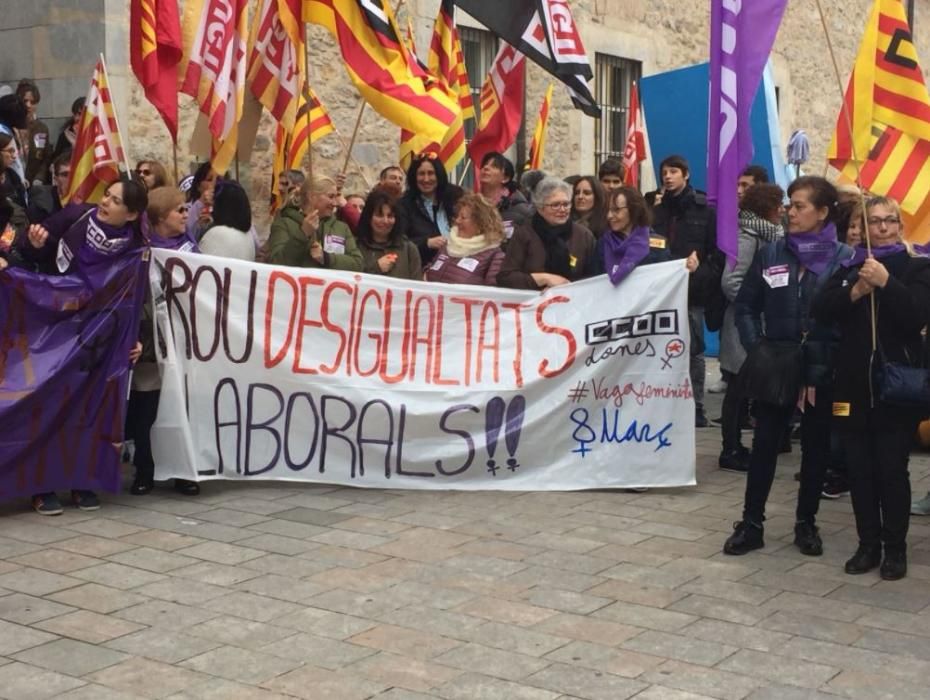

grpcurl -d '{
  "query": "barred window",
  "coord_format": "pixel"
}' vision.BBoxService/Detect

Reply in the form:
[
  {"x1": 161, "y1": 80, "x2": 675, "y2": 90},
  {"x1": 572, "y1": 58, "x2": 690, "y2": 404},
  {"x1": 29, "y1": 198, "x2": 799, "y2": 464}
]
[
  {"x1": 594, "y1": 53, "x2": 641, "y2": 173},
  {"x1": 458, "y1": 26, "x2": 498, "y2": 188}
]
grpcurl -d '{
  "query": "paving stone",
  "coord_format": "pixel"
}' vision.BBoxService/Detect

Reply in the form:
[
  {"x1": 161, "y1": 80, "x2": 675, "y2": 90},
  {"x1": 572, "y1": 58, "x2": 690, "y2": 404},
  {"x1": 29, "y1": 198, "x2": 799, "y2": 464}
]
[
  {"x1": 757, "y1": 610, "x2": 865, "y2": 645},
  {"x1": 8, "y1": 548, "x2": 102, "y2": 573},
  {"x1": 260, "y1": 631, "x2": 378, "y2": 667},
  {"x1": 853, "y1": 627, "x2": 930, "y2": 661},
  {"x1": 585, "y1": 579, "x2": 688, "y2": 608},
  {"x1": 0, "y1": 593, "x2": 76, "y2": 624},
  {"x1": 308, "y1": 565, "x2": 398, "y2": 593},
  {"x1": 456, "y1": 538, "x2": 544, "y2": 561},
  {"x1": 523, "y1": 662, "x2": 647, "y2": 699},
  {"x1": 242, "y1": 553, "x2": 333, "y2": 578},
  {"x1": 436, "y1": 671, "x2": 560, "y2": 700},
  {"x1": 105, "y1": 628, "x2": 223, "y2": 664},
  {"x1": 519, "y1": 532, "x2": 605, "y2": 554},
  {"x1": 48, "y1": 583, "x2": 148, "y2": 614},
  {"x1": 677, "y1": 577, "x2": 778, "y2": 606},
  {"x1": 440, "y1": 553, "x2": 528, "y2": 578},
  {"x1": 235, "y1": 533, "x2": 319, "y2": 555},
  {"x1": 174, "y1": 541, "x2": 266, "y2": 565},
  {"x1": 272, "y1": 607, "x2": 377, "y2": 640},
  {"x1": 348, "y1": 623, "x2": 461, "y2": 660},
  {"x1": 53, "y1": 535, "x2": 138, "y2": 558},
  {"x1": 824, "y1": 669, "x2": 930, "y2": 700},
  {"x1": 202, "y1": 591, "x2": 305, "y2": 623},
  {"x1": 114, "y1": 600, "x2": 220, "y2": 629},
  {"x1": 532, "y1": 613, "x2": 642, "y2": 647},
  {"x1": 58, "y1": 685, "x2": 148, "y2": 700},
  {"x1": 0, "y1": 521, "x2": 79, "y2": 544},
  {"x1": 234, "y1": 573, "x2": 328, "y2": 602},
  {"x1": 299, "y1": 544, "x2": 388, "y2": 569},
  {"x1": 669, "y1": 594, "x2": 769, "y2": 626},
  {"x1": 742, "y1": 571, "x2": 843, "y2": 597},
  {"x1": 525, "y1": 551, "x2": 616, "y2": 575},
  {"x1": 86, "y1": 657, "x2": 212, "y2": 699},
  {"x1": 131, "y1": 577, "x2": 230, "y2": 606},
  {"x1": 13, "y1": 638, "x2": 129, "y2": 676},
  {"x1": 621, "y1": 629, "x2": 738, "y2": 667},
  {"x1": 717, "y1": 649, "x2": 839, "y2": 689},
  {"x1": 0, "y1": 567, "x2": 83, "y2": 595},
  {"x1": 433, "y1": 642, "x2": 549, "y2": 681},
  {"x1": 184, "y1": 508, "x2": 271, "y2": 528},
  {"x1": 180, "y1": 644, "x2": 302, "y2": 684},
  {"x1": 170, "y1": 561, "x2": 264, "y2": 586},
  {"x1": 187, "y1": 615, "x2": 297, "y2": 650},
  {"x1": 262, "y1": 664, "x2": 392, "y2": 700},
  {"x1": 459, "y1": 621, "x2": 571, "y2": 657},
  {"x1": 827, "y1": 581, "x2": 930, "y2": 613},
  {"x1": 346, "y1": 651, "x2": 463, "y2": 692},
  {"x1": 0, "y1": 661, "x2": 86, "y2": 699},
  {"x1": 66, "y1": 518, "x2": 148, "y2": 539},
  {"x1": 34, "y1": 610, "x2": 145, "y2": 644},
  {"x1": 760, "y1": 591, "x2": 871, "y2": 623},
  {"x1": 592, "y1": 601, "x2": 698, "y2": 632},
  {"x1": 521, "y1": 587, "x2": 612, "y2": 615},
  {"x1": 376, "y1": 606, "x2": 486, "y2": 641},
  {"x1": 642, "y1": 660, "x2": 767, "y2": 700},
  {"x1": 507, "y1": 565, "x2": 605, "y2": 593},
  {"x1": 105, "y1": 547, "x2": 200, "y2": 573},
  {"x1": 167, "y1": 677, "x2": 294, "y2": 699},
  {"x1": 0, "y1": 537, "x2": 42, "y2": 559},
  {"x1": 0, "y1": 619, "x2": 59, "y2": 656},
  {"x1": 634, "y1": 687, "x2": 718, "y2": 700},
  {"x1": 680, "y1": 619, "x2": 791, "y2": 654},
  {"x1": 246, "y1": 519, "x2": 329, "y2": 540},
  {"x1": 70, "y1": 562, "x2": 167, "y2": 590},
  {"x1": 454, "y1": 596, "x2": 558, "y2": 626},
  {"x1": 118, "y1": 530, "x2": 205, "y2": 552}
]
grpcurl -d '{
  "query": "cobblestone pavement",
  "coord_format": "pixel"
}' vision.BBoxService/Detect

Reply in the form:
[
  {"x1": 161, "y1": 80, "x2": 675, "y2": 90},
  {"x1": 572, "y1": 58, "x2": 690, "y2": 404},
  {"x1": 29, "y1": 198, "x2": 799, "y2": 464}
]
[{"x1": 2, "y1": 377, "x2": 930, "y2": 699}]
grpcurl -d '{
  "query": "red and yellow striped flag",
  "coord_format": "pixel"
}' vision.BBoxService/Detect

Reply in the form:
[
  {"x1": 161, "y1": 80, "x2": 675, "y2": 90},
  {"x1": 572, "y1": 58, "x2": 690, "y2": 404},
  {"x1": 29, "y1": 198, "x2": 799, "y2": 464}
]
[
  {"x1": 248, "y1": 0, "x2": 304, "y2": 130},
  {"x1": 304, "y1": 0, "x2": 460, "y2": 147},
  {"x1": 526, "y1": 83, "x2": 553, "y2": 170},
  {"x1": 129, "y1": 0, "x2": 182, "y2": 141},
  {"x1": 398, "y1": 0, "x2": 472, "y2": 171},
  {"x1": 63, "y1": 57, "x2": 126, "y2": 205},
  {"x1": 828, "y1": 0, "x2": 930, "y2": 214},
  {"x1": 180, "y1": 0, "x2": 249, "y2": 175}
]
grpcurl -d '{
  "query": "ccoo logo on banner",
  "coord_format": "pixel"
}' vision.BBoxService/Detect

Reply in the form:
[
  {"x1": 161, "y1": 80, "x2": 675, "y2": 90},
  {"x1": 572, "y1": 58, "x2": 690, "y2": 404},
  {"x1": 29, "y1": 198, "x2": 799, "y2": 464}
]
[{"x1": 150, "y1": 250, "x2": 696, "y2": 491}]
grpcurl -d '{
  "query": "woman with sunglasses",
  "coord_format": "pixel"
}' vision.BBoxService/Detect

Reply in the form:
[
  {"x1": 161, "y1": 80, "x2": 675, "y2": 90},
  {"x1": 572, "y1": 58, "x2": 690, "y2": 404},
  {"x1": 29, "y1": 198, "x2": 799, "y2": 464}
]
[
  {"x1": 398, "y1": 152, "x2": 463, "y2": 266},
  {"x1": 127, "y1": 186, "x2": 200, "y2": 496},
  {"x1": 134, "y1": 160, "x2": 169, "y2": 191},
  {"x1": 497, "y1": 176, "x2": 597, "y2": 289},
  {"x1": 813, "y1": 196, "x2": 930, "y2": 580}
]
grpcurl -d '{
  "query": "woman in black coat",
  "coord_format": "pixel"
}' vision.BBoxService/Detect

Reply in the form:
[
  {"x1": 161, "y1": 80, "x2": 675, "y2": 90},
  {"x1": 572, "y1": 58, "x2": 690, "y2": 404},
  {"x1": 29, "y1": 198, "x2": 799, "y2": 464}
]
[
  {"x1": 813, "y1": 196, "x2": 930, "y2": 581},
  {"x1": 397, "y1": 152, "x2": 462, "y2": 265}
]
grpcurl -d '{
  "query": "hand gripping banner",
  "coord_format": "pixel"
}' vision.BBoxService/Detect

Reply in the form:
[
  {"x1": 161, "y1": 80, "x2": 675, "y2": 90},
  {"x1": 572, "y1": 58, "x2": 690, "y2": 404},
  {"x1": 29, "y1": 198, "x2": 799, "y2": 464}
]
[{"x1": 149, "y1": 251, "x2": 696, "y2": 491}]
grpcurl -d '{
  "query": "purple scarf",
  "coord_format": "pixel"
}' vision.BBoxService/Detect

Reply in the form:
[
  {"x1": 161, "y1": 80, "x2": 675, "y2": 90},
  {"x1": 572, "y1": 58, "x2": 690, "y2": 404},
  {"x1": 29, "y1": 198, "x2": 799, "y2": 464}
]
[
  {"x1": 602, "y1": 226, "x2": 650, "y2": 285},
  {"x1": 913, "y1": 242, "x2": 930, "y2": 257},
  {"x1": 841, "y1": 242, "x2": 908, "y2": 268},
  {"x1": 55, "y1": 205, "x2": 141, "y2": 277},
  {"x1": 785, "y1": 223, "x2": 838, "y2": 274}
]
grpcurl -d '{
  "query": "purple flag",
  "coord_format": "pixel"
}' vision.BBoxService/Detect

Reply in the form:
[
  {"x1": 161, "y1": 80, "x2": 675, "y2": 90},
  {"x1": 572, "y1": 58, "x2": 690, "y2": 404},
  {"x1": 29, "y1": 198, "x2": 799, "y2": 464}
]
[
  {"x1": 0, "y1": 253, "x2": 147, "y2": 501},
  {"x1": 707, "y1": 0, "x2": 787, "y2": 264}
]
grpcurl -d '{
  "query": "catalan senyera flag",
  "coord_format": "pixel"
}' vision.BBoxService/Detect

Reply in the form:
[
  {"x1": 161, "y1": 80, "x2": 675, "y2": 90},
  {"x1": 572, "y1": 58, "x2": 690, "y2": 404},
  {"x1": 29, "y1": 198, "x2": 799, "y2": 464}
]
[
  {"x1": 828, "y1": 0, "x2": 930, "y2": 214},
  {"x1": 63, "y1": 58, "x2": 126, "y2": 205},
  {"x1": 129, "y1": 0, "x2": 182, "y2": 141},
  {"x1": 248, "y1": 0, "x2": 304, "y2": 130},
  {"x1": 526, "y1": 83, "x2": 553, "y2": 171},
  {"x1": 622, "y1": 81, "x2": 645, "y2": 187},
  {"x1": 180, "y1": 0, "x2": 249, "y2": 175},
  {"x1": 304, "y1": 0, "x2": 460, "y2": 147},
  {"x1": 270, "y1": 85, "x2": 335, "y2": 213},
  {"x1": 398, "y1": 2, "x2": 471, "y2": 171},
  {"x1": 468, "y1": 43, "x2": 526, "y2": 181}
]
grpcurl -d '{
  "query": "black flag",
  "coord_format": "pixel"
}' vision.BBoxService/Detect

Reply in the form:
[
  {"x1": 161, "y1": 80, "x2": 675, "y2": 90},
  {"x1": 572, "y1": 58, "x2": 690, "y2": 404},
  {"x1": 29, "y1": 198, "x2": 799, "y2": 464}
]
[{"x1": 454, "y1": 0, "x2": 599, "y2": 117}]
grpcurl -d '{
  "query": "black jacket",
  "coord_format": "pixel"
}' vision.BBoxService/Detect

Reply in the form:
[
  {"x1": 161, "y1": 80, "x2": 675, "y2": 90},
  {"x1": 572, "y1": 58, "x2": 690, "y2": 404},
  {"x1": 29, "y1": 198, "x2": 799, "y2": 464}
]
[
  {"x1": 398, "y1": 186, "x2": 463, "y2": 265},
  {"x1": 812, "y1": 251, "x2": 930, "y2": 429},
  {"x1": 650, "y1": 186, "x2": 721, "y2": 306},
  {"x1": 589, "y1": 231, "x2": 671, "y2": 276},
  {"x1": 735, "y1": 238, "x2": 851, "y2": 386}
]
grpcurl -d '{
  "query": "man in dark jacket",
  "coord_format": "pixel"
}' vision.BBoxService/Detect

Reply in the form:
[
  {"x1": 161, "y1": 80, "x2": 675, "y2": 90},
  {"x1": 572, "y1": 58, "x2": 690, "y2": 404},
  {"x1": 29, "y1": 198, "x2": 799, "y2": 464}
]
[{"x1": 648, "y1": 155, "x2": 722, "y2": 427}]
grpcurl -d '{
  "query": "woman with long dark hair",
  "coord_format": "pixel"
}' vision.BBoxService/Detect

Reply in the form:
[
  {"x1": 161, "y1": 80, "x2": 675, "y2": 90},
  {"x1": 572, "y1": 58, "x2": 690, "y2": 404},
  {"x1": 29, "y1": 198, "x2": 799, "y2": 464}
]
[
  {"x1": 356, "y1": 188, "x2": 421, "y2": 280},
  {"x1": 398, "y1": 152, "x2": 463, "y2": 265},
  {"x1": 571, "y1": 176, "x2": 608, "y2": 238}
]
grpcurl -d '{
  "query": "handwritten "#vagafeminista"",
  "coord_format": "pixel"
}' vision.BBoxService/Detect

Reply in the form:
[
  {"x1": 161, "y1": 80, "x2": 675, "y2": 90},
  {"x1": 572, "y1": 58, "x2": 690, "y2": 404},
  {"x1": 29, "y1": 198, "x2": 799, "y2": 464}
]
[{"x1": 586, "y1": 377, "x2": 693, "y2": 408}]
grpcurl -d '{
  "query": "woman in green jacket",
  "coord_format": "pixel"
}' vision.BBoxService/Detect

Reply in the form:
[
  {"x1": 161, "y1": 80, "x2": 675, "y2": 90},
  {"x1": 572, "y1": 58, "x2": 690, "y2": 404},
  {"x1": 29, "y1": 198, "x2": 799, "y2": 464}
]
[
  {"x1": 267, "y1": 175, "x2": 363, "y2": 271},
  {"x1": 356, "y1": 188, "x2": 421, "y2": 280}
]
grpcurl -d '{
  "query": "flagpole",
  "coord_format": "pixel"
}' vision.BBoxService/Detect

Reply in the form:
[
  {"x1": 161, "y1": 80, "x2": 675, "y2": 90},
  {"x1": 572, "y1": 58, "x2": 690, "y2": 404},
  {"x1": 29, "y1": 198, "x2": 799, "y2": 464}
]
[
  {"x1": 172, "y1": 142, "x2": 179, "y2": 183},
  {"x1": 98, "y1": 53, "x2": 133, "y2": 175},
  {"x1": 814, "y1": 0, "x2": 877, "y2": 363},
  {"x1": 332, "y1": 128, "x2": 372, "y2": 188}
]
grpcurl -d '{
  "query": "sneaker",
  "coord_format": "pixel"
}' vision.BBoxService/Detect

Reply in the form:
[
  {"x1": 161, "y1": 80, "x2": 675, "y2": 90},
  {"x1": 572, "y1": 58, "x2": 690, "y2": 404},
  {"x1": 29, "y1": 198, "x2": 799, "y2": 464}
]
[
  {"x1": 707, "y1": 378, "x2": 728, "y2": 394},
  {"x1": 793, "y1": 521, "x2": 823, "y2": 556},
  {"x1": 844, "y1": 545, "x2": 881, "y2": 575},
  {"x1": 911, "y1": 493, "x2": 930, "y2": 515},
  {"x1": 723, "y1": 520, "x2": 764, "y2": 555},
  {"x1": 821, "y1": 473, "x2": 850, "y2": 499},
  {"x1": 719, "y1": 449, "x2": 749, "y2": 473},
  {"x1": 71, "y1": 490, "x2": 100, "y2": 511},
  {"x1": 130, "y1": 476, "x2": 154, "y2": 496},
  {"x1": 32, "y1": 492, "x2": 63, "y2": 516},
  {"x1": 881, "y1": 551, "x2": 907, "y2": 581},
  {"x1": 695, "y1": 407, "x2": 709, "y2": 428}
]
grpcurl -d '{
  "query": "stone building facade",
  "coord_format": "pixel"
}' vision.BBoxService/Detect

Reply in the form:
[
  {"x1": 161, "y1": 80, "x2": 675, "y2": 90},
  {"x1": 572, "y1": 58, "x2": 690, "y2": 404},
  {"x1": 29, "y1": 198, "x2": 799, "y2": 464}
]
[{"x1": 2, "y1": 1, "x2": 929, "y2": 233}]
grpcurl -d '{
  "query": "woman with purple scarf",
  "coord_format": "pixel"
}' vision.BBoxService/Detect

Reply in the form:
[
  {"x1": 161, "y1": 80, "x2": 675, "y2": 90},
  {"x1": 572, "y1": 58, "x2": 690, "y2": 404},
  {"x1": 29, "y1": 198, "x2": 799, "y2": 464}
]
[
  {"x1": 813, "y1": 196, "x2": 930, "y2": 580},
  {"x1": 125, "y1": 187, "x2": 200, "y2": 496},
  {"x1": 19, "y1": 175, "x2": 148, "y2": 514},
  {"x1": 724, "y1": 176, "x2": 853, "y2": 558},
  {"x1": 589, "y1": 186, "x2": 678, "y2": 283}
]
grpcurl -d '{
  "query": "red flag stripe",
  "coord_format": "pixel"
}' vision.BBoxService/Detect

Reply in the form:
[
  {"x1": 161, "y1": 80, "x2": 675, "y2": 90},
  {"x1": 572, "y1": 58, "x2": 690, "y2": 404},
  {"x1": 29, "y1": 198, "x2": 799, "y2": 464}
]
[
  {"x1": 874, "y1": 84, "x2": 930, "y2": 123},
  {"x1": 887, "y1": 137, "x2": 930, "y2": 202},
  {"x1": 859, "y1": 126, "x2": 903, "y2": 184}
]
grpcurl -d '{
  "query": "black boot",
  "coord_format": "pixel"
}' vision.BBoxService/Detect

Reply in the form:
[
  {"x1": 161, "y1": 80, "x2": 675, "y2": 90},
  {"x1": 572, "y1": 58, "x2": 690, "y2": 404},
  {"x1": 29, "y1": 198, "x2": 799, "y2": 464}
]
[
  {"x1": 880, "y1": 550, "x2": 907, "y2": 581},
  {"x1": 793, "y1": 521, "x2": 823, "y2": 556},
  {"x1": 718, "y1": 449, "x2": 749, "y2": 473},
  {"x1": 173, "y1": 479, "x2": 200, "y2": 496},
  {"x1": 844, "y1": 545, "x2": 881, "y2": 575},
  {"x1": 723, "y1": 520, "x2": 764, "y2": 555}
]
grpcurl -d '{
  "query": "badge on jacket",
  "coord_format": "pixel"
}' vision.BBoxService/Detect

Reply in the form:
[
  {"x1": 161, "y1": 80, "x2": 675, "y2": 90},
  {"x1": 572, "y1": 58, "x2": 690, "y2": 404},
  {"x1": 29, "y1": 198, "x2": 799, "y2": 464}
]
[
  {"x1": 832, "y1": 402, "x2": 851, "y2": 417},
  {"x1": 569, "y1": 255, "x2": 577, "y2": 268},
  {"x1": 763, "y1": 264, "x2": 789, "y2": 288},
  {"x1": 323, "y1": 235, "x2": 345, "y2": 254},
  {"x1": 649, "y1": 237, "x2": 666, "y2": 249}
]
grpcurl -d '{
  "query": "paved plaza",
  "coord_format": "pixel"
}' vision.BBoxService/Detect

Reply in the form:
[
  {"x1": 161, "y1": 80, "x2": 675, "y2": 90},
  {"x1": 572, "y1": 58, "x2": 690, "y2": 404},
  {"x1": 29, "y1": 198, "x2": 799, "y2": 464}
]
[{"x1": 2, "y1": 381, "x2": 930, "y2": 699}]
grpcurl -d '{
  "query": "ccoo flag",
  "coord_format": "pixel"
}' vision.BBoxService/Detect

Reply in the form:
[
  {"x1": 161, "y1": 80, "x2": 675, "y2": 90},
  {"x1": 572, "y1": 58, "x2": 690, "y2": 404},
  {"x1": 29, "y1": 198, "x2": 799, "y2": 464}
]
[
  {"x1": 129, "y1": 0, "x2": 182, "y2": 141},
  {"x1": 828, "y1": 0, "x2": 930, "y2": 214},
  {"x1": 707, "y1": 0, "x2": 787, "y2": 264},
  {"x1": 64, "y1": 57, "x2": 127, "y2": 205},
  {"x1": 526, "y1": 83, "x2": 553, "y2": 171},
  {"x1": 622, "y1": 82, "x2": 645, "y2": 188},
  {"x1": 248, "y1": 0, "x2": 305, "y2": 130}
]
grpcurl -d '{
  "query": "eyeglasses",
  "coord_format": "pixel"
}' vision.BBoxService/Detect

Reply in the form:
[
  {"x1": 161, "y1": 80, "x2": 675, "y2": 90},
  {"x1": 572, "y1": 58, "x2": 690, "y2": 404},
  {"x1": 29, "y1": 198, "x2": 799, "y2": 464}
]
[
  {"x1": 136, "y1": 168, "x2": 152, "y2": 176},
  {"x1": 1, "y1": 146, "x2": 15, "y2": 155},
  {"x1": 867, "y1": 216, "x2": 900, "y2": 227},
  {"x1": 544, "y1": 201, "x2": 571, "y2": 210}
]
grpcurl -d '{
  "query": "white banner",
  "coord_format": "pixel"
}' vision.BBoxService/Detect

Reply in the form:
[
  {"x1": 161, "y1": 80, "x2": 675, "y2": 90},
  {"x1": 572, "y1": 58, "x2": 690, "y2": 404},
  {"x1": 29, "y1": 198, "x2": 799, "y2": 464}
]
[{"x1": 150, "y1": 250, "x2": 696, "y2": 490}]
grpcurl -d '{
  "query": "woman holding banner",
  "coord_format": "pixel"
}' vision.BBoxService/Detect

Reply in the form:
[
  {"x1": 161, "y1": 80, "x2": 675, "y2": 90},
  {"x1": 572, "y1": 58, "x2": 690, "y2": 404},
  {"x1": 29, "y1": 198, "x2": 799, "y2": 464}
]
[
  {"x1": 266, "y1": 175, "x2": 363, "y2": 271},
  {"x1": 497, "y1": 177, "x2": 597, "y2": 290},
  {"x1": 355, "y1": 188, "x2": 421, "y2": 280},
  {"x1": 813, "y1": 197, "x2": 930, "y2": 580},
  {"x1": 424, "y1": 193, "x2": 506, "y2": 286},
  {"x1": 724, "y1": 176, "x2": 851, "y2": 558},
  {"x1": 19, "y1": 174, "x2": 148, "y2": 514}
]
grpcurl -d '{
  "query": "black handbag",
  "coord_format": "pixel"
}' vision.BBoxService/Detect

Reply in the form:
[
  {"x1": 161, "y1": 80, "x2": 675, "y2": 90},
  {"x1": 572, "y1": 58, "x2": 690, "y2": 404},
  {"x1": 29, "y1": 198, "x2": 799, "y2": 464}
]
[
  {"x1": 737, "y1": 338, "x2": 802, "y2": 408},
  {"x1": 875, "y1": 341, "x2": 930, "y2": 408}
]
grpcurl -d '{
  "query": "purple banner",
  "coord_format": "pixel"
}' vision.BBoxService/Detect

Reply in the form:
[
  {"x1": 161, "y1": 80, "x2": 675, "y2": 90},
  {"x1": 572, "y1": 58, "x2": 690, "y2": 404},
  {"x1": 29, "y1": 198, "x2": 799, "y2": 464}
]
[
  {"x1": 707, "y1": 0, "x2": 787, "y2": 263},
  {"x1": 0, "y1": 253, "x2": 147, "y2": 501}
]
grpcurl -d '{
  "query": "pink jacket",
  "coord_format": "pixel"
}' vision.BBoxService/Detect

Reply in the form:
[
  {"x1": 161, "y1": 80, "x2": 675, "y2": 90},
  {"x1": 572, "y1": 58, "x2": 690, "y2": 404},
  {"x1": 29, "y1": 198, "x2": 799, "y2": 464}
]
[{"x1": 423, "y1": 246, "x2": 505, "y2": 286}]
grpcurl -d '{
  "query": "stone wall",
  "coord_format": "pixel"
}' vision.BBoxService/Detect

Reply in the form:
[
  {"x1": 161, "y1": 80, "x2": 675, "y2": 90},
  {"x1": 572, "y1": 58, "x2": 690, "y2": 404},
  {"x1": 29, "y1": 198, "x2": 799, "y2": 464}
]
[{"x1": 4, "y1": 1, "x2": 930, "y2": 233}]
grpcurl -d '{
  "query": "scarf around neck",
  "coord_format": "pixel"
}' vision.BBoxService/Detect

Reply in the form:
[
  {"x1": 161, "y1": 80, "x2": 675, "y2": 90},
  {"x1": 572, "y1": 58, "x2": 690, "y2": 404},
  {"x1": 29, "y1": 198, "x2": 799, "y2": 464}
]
[
  {"x1": 842, "y1": 242, "x2": 908, "y2": 268},
  {"x1": 785, "y1": 222, "x2": 839, "y2": 274},
  {"x1": 447, "y1": 226, "x2": 498, "y2": 258},
  {"x1": 58, "y1": 206, "x2": 140, "y2": 275},
  {"x1": 739, "y1": 209, "x2": 783, "y2": 243},
  {"x1": 602, "y1": 226, "x2": 650, "y2": 285},
  {"x1": 421, "y1": 194, "x2": 450, "y2": 236},
  {"x1": 532, "y1": 212, "x2": 573, "y2": 279}
]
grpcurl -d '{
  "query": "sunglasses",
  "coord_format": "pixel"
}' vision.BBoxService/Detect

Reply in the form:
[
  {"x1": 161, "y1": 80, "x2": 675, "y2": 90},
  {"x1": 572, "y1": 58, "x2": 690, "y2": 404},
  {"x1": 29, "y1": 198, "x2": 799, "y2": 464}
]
[{"x1": 136, "y1": 168, "x2": 152, "y2": 176}]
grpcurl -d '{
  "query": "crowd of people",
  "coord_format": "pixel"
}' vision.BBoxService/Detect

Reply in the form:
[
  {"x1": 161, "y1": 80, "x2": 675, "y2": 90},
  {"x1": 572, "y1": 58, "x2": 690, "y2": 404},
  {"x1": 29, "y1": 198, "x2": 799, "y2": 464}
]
[{"x1": 3, "y1": 82, "x2": 930, "y2": 581}]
